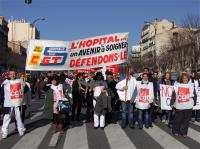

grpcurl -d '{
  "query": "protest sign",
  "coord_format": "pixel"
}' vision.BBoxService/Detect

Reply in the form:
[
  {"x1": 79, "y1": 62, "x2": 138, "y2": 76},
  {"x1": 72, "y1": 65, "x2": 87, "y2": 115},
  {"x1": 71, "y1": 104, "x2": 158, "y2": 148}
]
[
  {"x1": 67, "y1": 32, "x2": 129, "y2": 69},
  {"x1": 26, "y1": 40, "x2": 68, "y2": 71},
  {"x1": 26, "y1": 32, "x2": 129, "y2": 71},
  {"x1": 160, "y1": 84, "x2": 173, "y2": 110}
]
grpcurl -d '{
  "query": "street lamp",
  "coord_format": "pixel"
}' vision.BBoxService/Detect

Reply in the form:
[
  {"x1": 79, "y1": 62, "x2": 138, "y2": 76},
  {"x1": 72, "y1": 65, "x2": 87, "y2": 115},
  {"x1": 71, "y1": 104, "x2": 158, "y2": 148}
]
[
  {"x1": 30, "y1": 17, "x2": 45, "y2": 39},
  {"x1": 144, "y1": 21, "x2": 158, "y2": 69}
]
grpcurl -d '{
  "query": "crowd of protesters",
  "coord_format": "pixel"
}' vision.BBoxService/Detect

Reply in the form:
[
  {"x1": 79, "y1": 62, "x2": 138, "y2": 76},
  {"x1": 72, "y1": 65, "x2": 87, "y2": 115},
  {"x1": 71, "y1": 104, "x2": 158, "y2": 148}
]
[{"x1": 0, "y1": 68, "x2": 199, "y2": 139}]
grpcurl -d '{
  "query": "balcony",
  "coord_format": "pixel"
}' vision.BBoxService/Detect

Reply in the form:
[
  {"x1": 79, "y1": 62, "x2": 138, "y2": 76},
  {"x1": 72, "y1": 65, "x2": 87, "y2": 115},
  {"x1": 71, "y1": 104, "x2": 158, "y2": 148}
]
[
  {"x1": 141, "y1": 38, "x2": 149, "y2": 43},
  {"x1": 141, "y1": 31, "x2": 149, "y2": 38},
  {"x1": 149, "y1": 42, "x2": 155, "y2": 47}
]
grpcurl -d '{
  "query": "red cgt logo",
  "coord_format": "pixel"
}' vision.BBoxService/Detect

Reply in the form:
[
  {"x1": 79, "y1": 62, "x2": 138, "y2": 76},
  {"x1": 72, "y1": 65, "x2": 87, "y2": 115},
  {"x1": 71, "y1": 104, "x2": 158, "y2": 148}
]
[
  {"x1": 139, "y1": 88, "x2": 150, "y2": 103},
  {"x1": 10, "y1": 83, "x2": 23, "y2": 99},
  {"x1": 178, "y1": 87, "x2": 189, "y2": 103}
]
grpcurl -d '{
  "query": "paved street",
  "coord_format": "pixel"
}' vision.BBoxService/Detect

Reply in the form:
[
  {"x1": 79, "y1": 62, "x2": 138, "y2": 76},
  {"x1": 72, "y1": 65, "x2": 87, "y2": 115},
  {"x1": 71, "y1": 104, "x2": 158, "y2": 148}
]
[{"x1": 0, "y1": 98, "x2": 200, "y2": 149}]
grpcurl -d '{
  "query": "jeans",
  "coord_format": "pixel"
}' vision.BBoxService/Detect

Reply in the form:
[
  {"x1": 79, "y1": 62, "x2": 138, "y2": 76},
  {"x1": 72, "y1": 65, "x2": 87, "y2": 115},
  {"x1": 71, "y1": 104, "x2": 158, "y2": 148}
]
[
  {"x1": 138, "y1": 109, "x2": 149, "y2": 129},
  {"x1": 162, "y1": 110, "x2": 172, "y2": 121},
  {"x1": 121, "y1": 101, "x2": 134, "y2": 127}
]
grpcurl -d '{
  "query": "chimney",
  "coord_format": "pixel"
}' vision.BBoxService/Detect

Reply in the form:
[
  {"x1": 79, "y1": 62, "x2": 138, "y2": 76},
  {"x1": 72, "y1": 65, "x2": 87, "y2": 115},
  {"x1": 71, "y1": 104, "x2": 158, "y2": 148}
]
[{"x1": 172, "y1": 21, "x2": 176, "y2": 28}]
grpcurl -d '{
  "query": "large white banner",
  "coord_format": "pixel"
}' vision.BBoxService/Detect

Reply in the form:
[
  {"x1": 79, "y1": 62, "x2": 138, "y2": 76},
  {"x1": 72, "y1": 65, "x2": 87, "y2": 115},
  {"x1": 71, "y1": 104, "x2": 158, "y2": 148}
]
[
  {"x1": 193, "y1": 87, "x2": 200, "y2": 110},
  {"x1": 26, "y1": 32, "x2": 129, "y2": 71},
  {"x1": 67, "y1": 32, "x2": 129, "y2": 70},
  {"x1": 26, "y1": 40, "x2": 68, "y2": 71},
  {"x1": 160, "y1": 84, "x2": 173, "y2": 110}
]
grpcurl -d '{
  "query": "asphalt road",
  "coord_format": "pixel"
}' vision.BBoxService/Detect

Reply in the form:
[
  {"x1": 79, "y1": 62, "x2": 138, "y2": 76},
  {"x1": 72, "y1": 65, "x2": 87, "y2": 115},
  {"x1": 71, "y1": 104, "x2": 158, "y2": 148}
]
[{"x1": 0, "y1": 97, "x2": 200, "y2": 149}]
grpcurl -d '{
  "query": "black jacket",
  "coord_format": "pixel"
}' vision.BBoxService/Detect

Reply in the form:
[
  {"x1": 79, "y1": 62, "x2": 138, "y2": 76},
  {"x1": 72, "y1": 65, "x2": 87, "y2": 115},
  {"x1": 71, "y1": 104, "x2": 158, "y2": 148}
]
[
  {"x1": 106, "y1": 79, "x2": 119, "y2": 101},
  {"x1": 0, "y1": 85, "x2": 4, "y2": 106}
]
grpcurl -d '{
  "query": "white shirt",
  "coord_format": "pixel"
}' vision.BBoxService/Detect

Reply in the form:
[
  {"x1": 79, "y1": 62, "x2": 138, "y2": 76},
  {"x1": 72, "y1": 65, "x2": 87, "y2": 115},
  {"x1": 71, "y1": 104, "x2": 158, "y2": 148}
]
[{"x1": 116, "y1": 76, "x2": 137, "y2": 101}]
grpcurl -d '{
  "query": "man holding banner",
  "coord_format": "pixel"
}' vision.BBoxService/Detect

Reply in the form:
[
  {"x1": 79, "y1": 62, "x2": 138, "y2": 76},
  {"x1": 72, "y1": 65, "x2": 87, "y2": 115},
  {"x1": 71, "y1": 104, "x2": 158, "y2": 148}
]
[
  {"x1": 1, "y1": 71, "x2": 26, "y2": 139},
  {"x1": 116, "y1": 68, "x2": 137, "y2": 128}
]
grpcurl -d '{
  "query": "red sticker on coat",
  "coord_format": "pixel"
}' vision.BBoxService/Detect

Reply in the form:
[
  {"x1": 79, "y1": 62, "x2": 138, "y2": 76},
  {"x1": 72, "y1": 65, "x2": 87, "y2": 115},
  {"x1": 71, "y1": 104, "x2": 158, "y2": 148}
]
[
  {"x1": 178, "y1": 87, "x2": 189, "y2": 103},
  {"x1": 10, "y1": 83, "x2": 23, "y2": 99},
  {"x1": 139, "y1": 88, "x2": 150, "y2": 103}
]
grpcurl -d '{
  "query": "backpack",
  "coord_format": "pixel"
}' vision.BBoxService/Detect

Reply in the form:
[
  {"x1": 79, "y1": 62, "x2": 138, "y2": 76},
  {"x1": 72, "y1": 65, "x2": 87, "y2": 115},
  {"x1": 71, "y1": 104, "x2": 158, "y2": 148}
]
[{"x1": 57, "y1": 99, "x2": 71, "y2": 114}]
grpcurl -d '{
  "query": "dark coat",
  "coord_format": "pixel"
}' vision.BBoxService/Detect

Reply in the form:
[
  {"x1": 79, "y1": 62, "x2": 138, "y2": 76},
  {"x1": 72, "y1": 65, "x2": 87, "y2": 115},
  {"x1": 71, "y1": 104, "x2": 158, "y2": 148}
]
[
  {"x1": 0, "y1": 85, "x2": 4, "y2": 105},
  {"x1": 43, "y1": 86, "x2": 53, "y2": 119},
  {"x1": 106, "y1": 79, "x2": 119, "y2": 101},
  {"x1": 94, "y1": 92, "x2": 112, "y2": 115}
]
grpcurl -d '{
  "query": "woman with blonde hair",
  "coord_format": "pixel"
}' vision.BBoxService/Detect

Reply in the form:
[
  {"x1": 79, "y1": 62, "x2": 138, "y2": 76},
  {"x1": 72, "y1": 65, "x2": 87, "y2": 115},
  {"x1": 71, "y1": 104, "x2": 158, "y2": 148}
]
[{"x1": 171, "y1": 73, "x2": 197, "y2": 137}]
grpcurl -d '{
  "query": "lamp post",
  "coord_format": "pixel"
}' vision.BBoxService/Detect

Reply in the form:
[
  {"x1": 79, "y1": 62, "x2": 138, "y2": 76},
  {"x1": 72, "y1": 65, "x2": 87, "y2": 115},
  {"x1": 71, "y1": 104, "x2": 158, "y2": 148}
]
[
  {"x1": 144, "y1": 21, "x2": 157, "y2": 69},
  {"x1": 30, "y1": 17, "x2": 45, "y2": 39},
  {"x1": 28, "y1": 17, "x2": 45, "y2": 75}
]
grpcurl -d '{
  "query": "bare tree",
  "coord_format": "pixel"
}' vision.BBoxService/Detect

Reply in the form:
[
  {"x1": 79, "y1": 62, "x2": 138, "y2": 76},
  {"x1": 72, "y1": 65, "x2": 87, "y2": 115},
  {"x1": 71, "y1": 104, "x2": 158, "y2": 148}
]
[
  {"x1": 182, "y1": 14, "x2": 200, "y2": 29},
  {"x1": 182, "y1": 14, "x2": 200, "y2": 71},
  {"x1": 157, "y1": 45, "x2": 174, "y2": 73}
]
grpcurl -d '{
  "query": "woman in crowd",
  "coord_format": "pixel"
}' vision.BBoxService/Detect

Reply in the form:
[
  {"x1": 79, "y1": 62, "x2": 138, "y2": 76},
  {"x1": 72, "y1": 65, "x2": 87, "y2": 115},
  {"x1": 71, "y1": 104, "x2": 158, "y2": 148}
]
[
  {"x1": 135, "y1": 73, "x2": 154, "y2": 129},
  {"x1": 44, "y1": 76, "x2": 65, "y2": 133},
  {"x1": 159, "y1": 72, "x2": 175, "y2": 127},
  {"x1": 85, "y1": 73, "x2": 95, "y2": 123},
  {"x1": 18, "y1": 73, "x2": 31, "y2": 123},
  {"x1": 189, "y1": 71, "x2": 200, "y2": 122},
  {"x1": 72, "y1": 73, "x2": 85, "y2": 121},
  {"x1": 171, "y1": 73, "x2": 197, "y2": 137},
  {"x1": 91, "y1": 72, "x2": 109, "y2": 129}
]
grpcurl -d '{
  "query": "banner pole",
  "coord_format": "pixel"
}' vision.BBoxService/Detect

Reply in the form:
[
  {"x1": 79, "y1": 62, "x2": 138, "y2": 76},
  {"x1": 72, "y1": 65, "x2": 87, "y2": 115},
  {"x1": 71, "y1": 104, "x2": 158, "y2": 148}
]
[
  {"x1": 125, "y1": 62, "x2": 129, "y2": 102},
  {"x1": 21, "y1": 70, "x2": 26, "y2": 115}
]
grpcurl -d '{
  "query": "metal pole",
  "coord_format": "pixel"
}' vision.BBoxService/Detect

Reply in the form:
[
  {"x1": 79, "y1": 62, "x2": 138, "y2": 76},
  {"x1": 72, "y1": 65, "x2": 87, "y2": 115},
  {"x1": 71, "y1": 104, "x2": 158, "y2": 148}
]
[{"x1": 30, "y1": 17, "x2": 45, "y2": 39}]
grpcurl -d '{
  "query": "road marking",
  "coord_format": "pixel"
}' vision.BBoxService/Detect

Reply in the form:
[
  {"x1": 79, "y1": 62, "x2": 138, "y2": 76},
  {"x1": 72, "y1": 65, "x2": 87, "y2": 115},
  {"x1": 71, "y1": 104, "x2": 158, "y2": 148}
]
[
  {"x1": 64, "y1": 124, "x2": 88, "y2": 149},
  {"x1": 0, "y1": 122, "x2": 17, "y2": 141},
  {"x1": 188, "y1": 128, "x2": 200, "y2": 143},
  {"x1": 30, "y1": 111, "x2": 43, "y2": 120},
  {"x1": 104, "y1": 124, "x2": 137, "y2": 149},
  {"x1": 11, "y1": 124, "x2": 50, "y2": 149},
  {"x1": 144, "y1": 125, "x2": 189, "y2": 149},
  {"x1": 192, "y1": 121, "x2": 200, "y2": 127},
  {"x1": 48, "y1": 132, "x2": 60, "y2": 147}
]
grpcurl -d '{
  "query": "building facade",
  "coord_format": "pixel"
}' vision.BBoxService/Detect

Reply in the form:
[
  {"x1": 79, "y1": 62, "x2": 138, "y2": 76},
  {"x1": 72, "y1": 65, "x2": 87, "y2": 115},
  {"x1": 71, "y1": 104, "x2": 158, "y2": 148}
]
[
  {"x1": 131, "y1": 45, "x2": 141, "y2": 59},
  {"x1": 140, "y1": 19, "x2": 175, "y2": 57},
  {"x1": 0, "y1": 16, "x2": 9, "y2": 72},
  {"x1": 8, "y1": 19, "x2": 40, "y2": 50}
]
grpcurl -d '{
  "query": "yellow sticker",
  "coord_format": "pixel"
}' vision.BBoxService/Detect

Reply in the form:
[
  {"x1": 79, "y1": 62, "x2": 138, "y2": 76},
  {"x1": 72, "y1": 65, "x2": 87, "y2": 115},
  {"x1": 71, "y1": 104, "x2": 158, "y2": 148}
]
[{"x1": 33, "y1": 46, "x2": 43, "y2": 52}]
